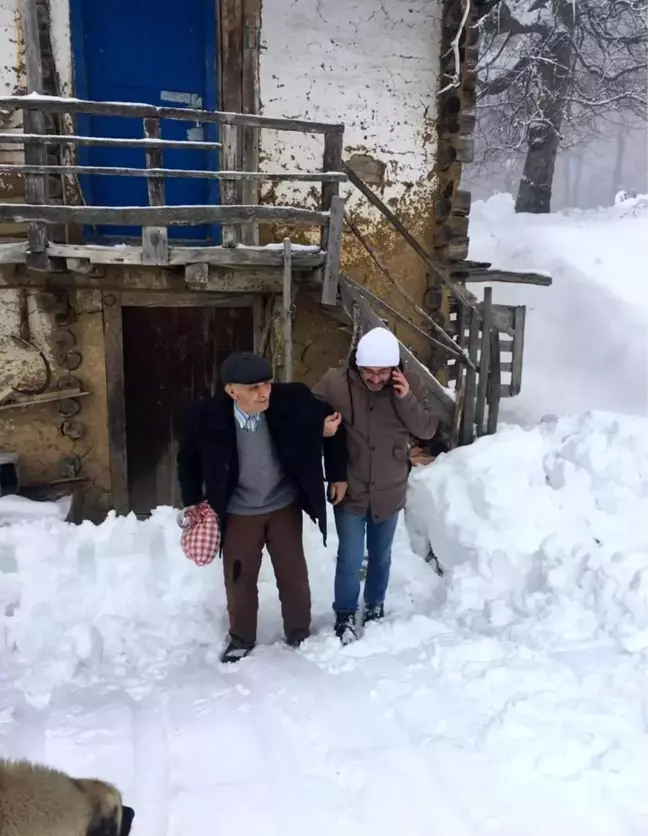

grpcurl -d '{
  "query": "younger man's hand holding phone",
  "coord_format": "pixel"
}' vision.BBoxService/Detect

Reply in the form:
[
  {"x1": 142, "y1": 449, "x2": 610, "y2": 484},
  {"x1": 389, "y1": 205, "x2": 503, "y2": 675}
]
[{"x1": 391, "y1": 368, "x2": 410, "y2": 399}]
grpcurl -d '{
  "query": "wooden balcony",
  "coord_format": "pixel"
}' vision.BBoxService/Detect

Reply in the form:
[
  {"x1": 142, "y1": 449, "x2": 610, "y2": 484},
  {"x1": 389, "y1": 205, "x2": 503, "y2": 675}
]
[{"x1": 0, "y1": 94, "x2": 346, "y2": 304}]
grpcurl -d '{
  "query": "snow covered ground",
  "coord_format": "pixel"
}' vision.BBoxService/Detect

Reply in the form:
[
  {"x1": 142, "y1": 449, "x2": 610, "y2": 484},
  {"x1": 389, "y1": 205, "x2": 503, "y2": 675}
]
[
  {"x1": 1, "y1": 198, "x2": 647, "y2": 835},
  {"x1": 469, "y1": 193, "x2": 648, "y2": 422},
  {"x1": 1, "y1": 410, "x2": 647, "y2": 835}
]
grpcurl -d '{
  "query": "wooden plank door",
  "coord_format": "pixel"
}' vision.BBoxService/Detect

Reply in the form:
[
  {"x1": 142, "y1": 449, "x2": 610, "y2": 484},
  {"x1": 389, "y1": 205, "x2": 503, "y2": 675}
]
[{"x1": 121, "y1": 304, "x2": 253, "y2": 515}]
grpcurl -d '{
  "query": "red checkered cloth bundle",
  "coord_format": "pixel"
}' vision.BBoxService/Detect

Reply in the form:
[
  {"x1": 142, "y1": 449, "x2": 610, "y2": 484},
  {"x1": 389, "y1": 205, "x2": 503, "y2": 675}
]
[{"x1": 179, "y1": 501, "x2": 221, "y2": 566}]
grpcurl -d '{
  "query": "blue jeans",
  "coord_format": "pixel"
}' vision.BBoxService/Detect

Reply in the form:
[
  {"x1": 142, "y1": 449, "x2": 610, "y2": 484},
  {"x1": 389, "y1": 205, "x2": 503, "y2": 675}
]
[{"x1": 333, "y1": 507, "x2": 400, "y2": 615}]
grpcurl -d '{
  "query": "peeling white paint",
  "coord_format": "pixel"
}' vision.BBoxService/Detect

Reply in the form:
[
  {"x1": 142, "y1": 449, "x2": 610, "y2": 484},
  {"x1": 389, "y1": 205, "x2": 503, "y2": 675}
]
[
  {"x1": 0, "y1": 0, "x2": 21, "y2": 97},
  {"x1": 259, "y1": 0, "x2": 443, "y2": 211},
  {"x1": 49, "y1": 0, "x2": 73, "y2": 96}
]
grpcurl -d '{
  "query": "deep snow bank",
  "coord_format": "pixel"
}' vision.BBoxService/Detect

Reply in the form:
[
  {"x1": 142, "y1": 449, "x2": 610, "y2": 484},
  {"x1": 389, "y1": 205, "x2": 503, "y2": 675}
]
[
  {"x1": 469, "y1": 194, "x2": 648, "y2": 421},
  {"x1": 0, "y1": 507, "x2": 224, "y2": 700},
  {"x1": 406, "y1": 411, "x2": 648, "y2": 653}
]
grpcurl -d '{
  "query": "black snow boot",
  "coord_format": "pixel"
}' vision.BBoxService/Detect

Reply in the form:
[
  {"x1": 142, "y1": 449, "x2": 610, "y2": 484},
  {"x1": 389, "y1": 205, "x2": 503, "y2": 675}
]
[
  {"x1": 363, "y1": 603, "x2": 385, "y2": 626},
  {"x1": 220, "y1": 638, "x2": 254, "y2": 664},
  {"x1": 286, "y1": 629, "x2": 310, "y2": 649},
  {"x1": 334, "y1": 612, "x2": 358, "y2": 645}
]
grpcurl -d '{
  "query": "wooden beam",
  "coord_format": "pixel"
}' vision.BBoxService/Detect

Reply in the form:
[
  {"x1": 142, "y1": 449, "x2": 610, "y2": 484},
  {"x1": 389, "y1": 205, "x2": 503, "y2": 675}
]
[
  {"x1": 321, "y1": 194, "x2": 344, "y2": 306},
  {"x1": 1, "y1": 132, "x2": 222, "y2": 150},
  {"x1": 240, "y1": 0, "x2": 261, "y2": 246},
  {"x1": 341, "y1": 160, "x2": 477, "y2": 313},
  {"x1": 0, "y1": 265, "x2": 289, "y2": 293},
  {"x1": 0, "y1": 242, "x2": 27, "y2": 264},
  {"x1": 0, "y1": 164, "x2": 348, "y2": 182},
  {"x1": 120, "y1": 291, "x2": 253, "y2": 307},
  {"x1": 487, "y1": 329, "x2": 501, "y2": 435},
  {"x1": 45, "y1": 242, "x2": 325, "y2": 268},
  {"x1": 142, "y1": 117, "x2": 168, "y2": 265},
  {"x1": 460, "y1": 308, "x2": 480, "y2": 445},
  {"x1": 221, "y1": 123, "x2": 240, "y2": 246},
  {"x1": 282, "y1": 239, "x2": 293, "y2": 381},
  {"x1": 0, "y1": 203, "x2": 329, "y2": 227},
  {"x1": 184, "y1": 262, "x2": 209, "y2": 285},
  {"x1": 460, "y1": 268, "x2": 552, "y2": 287},
  {"x1": 510, "y1": 306, "x2": 526, "y2": 397},
  {"x1": 0, "y1": 388, "x2": 89, "y2": 412},
  {"x1": 0, "y1": 95, "x2": 345, "y2": 135},
  {"x1": 321, "y1": 131, "x2": 344, "y2": 256},
  {"x1": 220, "y1": 0, "x2": 243, "y2": 113},
  {"x1": 474, "y1": 286, "x2": 493, "y2": 437},
  {"x1": 19, "y1": 0, "x2": 49, "y2": 270},
  {"x1": 102, "y1": 293, "x2": 129, "y2": 515}
]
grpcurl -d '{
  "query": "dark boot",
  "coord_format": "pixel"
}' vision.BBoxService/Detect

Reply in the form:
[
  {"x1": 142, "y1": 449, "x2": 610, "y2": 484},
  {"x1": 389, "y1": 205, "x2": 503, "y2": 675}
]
[
  {"x1": 286, "y1": 629, "x2": 310, "y2": 649},
  {"x1": 334, "y1": 612, "x2": 358, "y2": 645},
  {"x1": 220, "y1": 637, "x2": 254, "y2": 664},
  {"x1": 363, "y1": 603, "x2": 385, "y2": 626}
]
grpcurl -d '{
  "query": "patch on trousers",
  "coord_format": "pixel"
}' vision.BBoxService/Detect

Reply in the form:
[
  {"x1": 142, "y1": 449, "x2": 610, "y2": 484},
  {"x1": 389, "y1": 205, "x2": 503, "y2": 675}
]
[{"x1": 233, "y1": 559, "x2": 242, "y2": 583}]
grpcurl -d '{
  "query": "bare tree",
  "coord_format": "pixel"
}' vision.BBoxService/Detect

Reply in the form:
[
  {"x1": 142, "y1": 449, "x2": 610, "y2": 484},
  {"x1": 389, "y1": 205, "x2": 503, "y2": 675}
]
[{"x1": 475, "y1": 0, "x2": 648, "y2": 213}]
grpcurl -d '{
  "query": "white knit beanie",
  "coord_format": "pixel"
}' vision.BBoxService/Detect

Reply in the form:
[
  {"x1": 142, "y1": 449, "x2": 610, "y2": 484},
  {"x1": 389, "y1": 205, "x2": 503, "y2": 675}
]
[{"x1": 355, "y1": 327, "x2": 400, "y2": 368}]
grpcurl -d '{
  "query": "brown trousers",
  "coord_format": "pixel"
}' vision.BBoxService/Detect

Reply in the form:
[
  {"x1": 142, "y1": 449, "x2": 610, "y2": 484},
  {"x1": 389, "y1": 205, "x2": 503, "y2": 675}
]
[{"x1": 222, "y1": 502, "x2": 311, "y2": 647}]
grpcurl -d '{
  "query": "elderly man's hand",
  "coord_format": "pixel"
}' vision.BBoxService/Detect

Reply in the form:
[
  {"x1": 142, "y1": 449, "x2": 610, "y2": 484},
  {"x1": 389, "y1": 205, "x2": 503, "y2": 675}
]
[
  {"x1": 328, "y1": 482, "x2": 347, "y2": 505},
  {"x1": 323, "y1": 411, "x2": 342, "y2": 437}
]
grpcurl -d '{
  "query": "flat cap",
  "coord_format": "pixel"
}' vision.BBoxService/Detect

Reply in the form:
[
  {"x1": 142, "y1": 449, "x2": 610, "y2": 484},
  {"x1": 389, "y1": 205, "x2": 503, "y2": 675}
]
[{"x1": 221, "y1": 352, "x2": 273, "y2": 385}]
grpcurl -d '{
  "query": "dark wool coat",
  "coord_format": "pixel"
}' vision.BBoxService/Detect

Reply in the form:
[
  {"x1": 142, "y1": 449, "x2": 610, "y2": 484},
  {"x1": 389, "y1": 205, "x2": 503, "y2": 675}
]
[{"x1": 177, "y1": 382, "x2": 347, "y2": 543}]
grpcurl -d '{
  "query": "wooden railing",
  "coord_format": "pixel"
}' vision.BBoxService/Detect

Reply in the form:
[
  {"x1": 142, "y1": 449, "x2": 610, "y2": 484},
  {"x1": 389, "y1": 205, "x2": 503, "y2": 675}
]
[{"x1": 0, "y1": 94, "x2": 346, "y2": 303}]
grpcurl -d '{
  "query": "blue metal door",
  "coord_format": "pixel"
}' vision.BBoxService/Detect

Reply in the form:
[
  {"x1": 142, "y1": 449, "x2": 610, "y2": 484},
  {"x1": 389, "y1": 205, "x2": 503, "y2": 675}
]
[{"x1": 70, "y1": 0, "x2": 219, "y2": 242}]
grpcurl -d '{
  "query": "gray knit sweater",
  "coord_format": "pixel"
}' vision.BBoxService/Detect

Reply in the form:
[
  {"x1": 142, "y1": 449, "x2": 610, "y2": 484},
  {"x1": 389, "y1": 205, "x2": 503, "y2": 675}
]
[{"x1": 227, "y1": 414, "x2": 297, "y2": 515}]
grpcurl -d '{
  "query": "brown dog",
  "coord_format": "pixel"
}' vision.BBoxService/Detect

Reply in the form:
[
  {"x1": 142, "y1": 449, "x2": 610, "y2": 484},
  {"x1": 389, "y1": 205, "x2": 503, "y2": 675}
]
[{"x1": 0, "y1": 758, "x2": 132, "y2": 836}]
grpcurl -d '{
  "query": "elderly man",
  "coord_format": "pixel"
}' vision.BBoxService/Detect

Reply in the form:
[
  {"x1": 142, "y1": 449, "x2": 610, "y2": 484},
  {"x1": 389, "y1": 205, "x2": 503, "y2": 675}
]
[
  {"x1": 314, "y1": 327, "x2": 438, "y2": 643},
  {"x1": 178, "y1": 352, "x2": 347, "y2": 663}
]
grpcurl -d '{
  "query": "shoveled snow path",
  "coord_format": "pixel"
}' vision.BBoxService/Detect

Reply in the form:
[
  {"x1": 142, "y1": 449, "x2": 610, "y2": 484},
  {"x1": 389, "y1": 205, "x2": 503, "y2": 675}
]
[{"x1": 1, "y1": 505, "x2": 646, "y2": 836}]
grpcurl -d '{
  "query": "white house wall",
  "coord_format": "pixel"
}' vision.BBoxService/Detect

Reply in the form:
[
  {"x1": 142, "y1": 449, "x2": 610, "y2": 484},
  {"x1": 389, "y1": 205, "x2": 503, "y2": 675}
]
[{"x1": 259, "y1": 0, "x2": 443, "y2": 213}]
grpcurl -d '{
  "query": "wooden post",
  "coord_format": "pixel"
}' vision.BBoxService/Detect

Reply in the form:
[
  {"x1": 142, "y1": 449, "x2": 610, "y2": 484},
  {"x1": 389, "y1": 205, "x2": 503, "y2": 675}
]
[
  {"x1": 321, "y1": 194, "x2": 344, "y2": 306},
  {"x1": 474, "y1": 287, "x2": 493, "y2": 436},
  {"x1": 320, "y1": 130, "x2": 343, "y2": 254},
  {"x1": 282, "y1": 238, "x2": 293, "y2": 382},
  {"x1": 221, "y1": 123, "x2": 240, "y2": 247},
  {"x1": 142, "y1": 117, "x2": 168, "y2": 265},
  {"x1": 102, "y1": 292, "x2": 129, "y2": 515},
  {"x1": 510, "y1": 305, "x2": 526, "y2": 396},
  {"x1": 240, "y1": 0, "x2": 261, "y2": 246},
  {"x1": 460, "y1": 308, "x2": 480, "y2": 445},
  {"x1": 487, "y1": 329, "x2": 501, "y2": 435},
  {"x1": 20, "y1": 0, "x2": 49, "y2": 270},
  {"x1": 450, "y1": 300, "x2": 467, "y2": 448}
]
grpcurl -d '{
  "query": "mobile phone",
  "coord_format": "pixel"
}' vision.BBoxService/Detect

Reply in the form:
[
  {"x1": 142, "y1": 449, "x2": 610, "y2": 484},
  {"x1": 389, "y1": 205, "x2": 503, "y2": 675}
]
[{"x1": 384, "y1": 367, "x2": 398, "y2": 388}]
